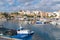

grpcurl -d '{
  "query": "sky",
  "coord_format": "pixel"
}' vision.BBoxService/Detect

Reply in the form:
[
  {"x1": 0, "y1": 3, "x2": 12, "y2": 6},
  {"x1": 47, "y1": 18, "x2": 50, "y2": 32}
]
[{"x1": 0, "y1": 0, "x2": 60, "y2": 12}]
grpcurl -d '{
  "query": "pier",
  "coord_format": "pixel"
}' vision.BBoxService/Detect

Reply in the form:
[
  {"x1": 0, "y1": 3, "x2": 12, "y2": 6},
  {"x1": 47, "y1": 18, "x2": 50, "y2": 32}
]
[{"x1": 0, "y1": 36, "x2": 21, "y2": 40}]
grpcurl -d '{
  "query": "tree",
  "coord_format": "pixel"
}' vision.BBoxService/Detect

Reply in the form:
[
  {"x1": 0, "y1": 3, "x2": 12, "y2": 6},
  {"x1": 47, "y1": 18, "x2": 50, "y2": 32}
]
[
  {"x1": 23, "y1": 14, "x2": 27, "y2": 16},
  {"x1": 11, "y1": 12, "x2": 19, "y2": 15},
  {"x1": 2, "y1": 12, "x2": 9, "y2": 18},
  {"x1": 37, "y1": 16, "x2": 41, "y2": 18}
]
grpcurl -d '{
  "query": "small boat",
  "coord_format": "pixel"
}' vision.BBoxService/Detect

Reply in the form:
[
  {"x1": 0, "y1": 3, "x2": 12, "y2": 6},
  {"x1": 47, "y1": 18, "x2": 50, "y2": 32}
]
[
  {"x1": 0, "y1": 33, "x2": 3, "y2": 36},
  {"x1": 0, "y1": 24, "x2": 34, "y2": 39},
  {"x1": 56, "y1": 22, "x2": 60, "y2": 25},
  {"x1": 36, "y1": 21, "x2": 45, "y2": 24},
  {"x1": 49, "y1": 21, "x2": 57, "y2": 25},
  {"x1": 11, "y1": 24, "x2": 34, "y2": 39}
]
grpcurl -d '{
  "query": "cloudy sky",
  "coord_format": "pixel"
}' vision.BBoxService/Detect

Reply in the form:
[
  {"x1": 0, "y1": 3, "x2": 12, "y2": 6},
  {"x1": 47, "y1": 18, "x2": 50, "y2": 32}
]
[{"x1": 0, "y1": 0, "x2": 60, "y2": 12}]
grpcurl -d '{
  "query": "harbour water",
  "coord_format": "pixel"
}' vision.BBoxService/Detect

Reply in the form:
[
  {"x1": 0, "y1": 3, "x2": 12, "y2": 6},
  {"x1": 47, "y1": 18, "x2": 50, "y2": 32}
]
[{"x1": 0, "y1": 20, "x2": 60, "y2": 40}]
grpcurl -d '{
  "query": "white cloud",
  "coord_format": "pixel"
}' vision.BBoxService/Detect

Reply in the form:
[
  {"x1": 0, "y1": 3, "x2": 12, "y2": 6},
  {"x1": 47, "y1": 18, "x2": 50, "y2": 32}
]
[
  {"x1": 0, "y1": 0, "x2": 60, "y2": 12},
  {"x1": 0, "y1": 2, "x2": 4, "y2": 5},
  {"x1": 6, "y1": 0, "x2": 14, "y2": 5},
  {"x1": 51, "y1": 4, "x2": 60, "y2": 10},
  {"x1": 23, "y1": 0, "x2": 60, "y2": 12},
  {"x1": 24, "y1": 2, "x2": 29, "y2": 6},
  {"x1": 53, "y1": 0, "x2": 60, "y2": 2},
  {"x1": 17, "y1": 0, "x2": 34, "y2": 3}
]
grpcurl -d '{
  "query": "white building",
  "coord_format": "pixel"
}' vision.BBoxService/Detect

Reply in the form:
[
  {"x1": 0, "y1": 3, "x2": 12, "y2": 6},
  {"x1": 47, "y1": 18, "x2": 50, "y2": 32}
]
[
  {"x1": 48, "y1": 12, "x2": 54, "y2": 17},
  {"x1": 32, "y1": 11, "x2": 39, "y2": 15},
  {"x1": 53, "y1": 12, "x2": 60, "y2": 18},
  {"x1": 24, "y1": 10, "x2": 31, "y2": 15}
]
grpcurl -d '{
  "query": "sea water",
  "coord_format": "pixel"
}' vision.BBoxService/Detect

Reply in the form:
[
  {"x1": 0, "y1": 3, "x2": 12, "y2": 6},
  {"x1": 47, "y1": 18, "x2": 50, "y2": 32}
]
[{"x1": 0, "y1": 20, "x2": 60, "y2": 40}]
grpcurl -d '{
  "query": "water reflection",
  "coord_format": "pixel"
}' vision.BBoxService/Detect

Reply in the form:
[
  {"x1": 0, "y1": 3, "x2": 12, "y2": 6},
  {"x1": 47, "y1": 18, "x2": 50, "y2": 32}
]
[{"x1": 2, "y1": 20, "x2": 18, "y2": 29}]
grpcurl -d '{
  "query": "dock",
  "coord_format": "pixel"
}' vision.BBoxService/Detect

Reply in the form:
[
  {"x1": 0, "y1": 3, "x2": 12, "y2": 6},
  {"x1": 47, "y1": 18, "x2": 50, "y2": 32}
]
[{"x1": 0, "y1": 36, "x2": 21, "y2": 40}]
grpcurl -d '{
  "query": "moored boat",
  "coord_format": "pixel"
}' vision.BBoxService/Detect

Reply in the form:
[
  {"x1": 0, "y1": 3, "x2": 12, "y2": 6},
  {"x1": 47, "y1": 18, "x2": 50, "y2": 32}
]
[
  {"x1": 49, "y1": 21, "x2": 57, "y2": 25},
  {"x1": 0, "y1": 24, "x2": 34, "y2": 39},
  {"x1": 35, "y1": 20, "x2": 46, "y2": 24},
  {"x1": 11, "y1": 24, "x2": 34, "y2": 39}
]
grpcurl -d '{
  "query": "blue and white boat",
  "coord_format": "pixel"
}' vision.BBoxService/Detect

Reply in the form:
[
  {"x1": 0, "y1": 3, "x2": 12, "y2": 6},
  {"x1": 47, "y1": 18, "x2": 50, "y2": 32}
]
[
  {"x1": 0, "y1": 24, "x2": 34, "y2": 39},
  {"x1": 36, "y1": 21, "x2": 45, "y2": 24},
  {"x1": 11, "y1": 24, "x2": 34, "y2": 39}
]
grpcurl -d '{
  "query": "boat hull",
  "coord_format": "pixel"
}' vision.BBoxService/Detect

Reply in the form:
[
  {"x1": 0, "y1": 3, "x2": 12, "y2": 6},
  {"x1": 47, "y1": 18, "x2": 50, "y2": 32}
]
[
  {"x1": 11, "y1": 33, "x2": 34, "y2": 39},
  {"x1": 11, "y1": 31, "x2": 34, "y2": 39}
]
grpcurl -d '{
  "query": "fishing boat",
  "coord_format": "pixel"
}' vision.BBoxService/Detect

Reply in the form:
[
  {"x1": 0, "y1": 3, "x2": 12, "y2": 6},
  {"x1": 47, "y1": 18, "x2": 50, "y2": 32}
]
[
  {"x1": 0, "y1": 24, "x2": 34, "y2": 39},
  {"x1": 11, "y1": 24, "x2": 34, "y2": 39}
]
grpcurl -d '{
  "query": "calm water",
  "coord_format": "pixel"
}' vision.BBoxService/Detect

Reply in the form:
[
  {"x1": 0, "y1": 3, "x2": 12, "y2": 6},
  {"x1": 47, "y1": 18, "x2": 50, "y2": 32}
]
[{"x1": 0, "y1": 20, "x2": 60, "y2": 40}]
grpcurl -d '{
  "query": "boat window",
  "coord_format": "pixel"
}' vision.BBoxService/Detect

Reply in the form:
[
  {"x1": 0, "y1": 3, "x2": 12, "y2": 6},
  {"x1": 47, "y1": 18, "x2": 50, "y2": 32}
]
[{"x1": 18, "y1": 29, "x2": 20, "y2": 31}]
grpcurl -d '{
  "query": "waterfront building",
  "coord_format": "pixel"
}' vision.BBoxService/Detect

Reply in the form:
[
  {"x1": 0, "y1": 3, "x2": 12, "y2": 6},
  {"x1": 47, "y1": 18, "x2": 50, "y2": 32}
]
[
  {"x1": 32, "y1": 11, "x2": 39, "y2": 17},
  {"x1": 18, "y1": 10, "x2": 24, "y2": 16},
  {"x1": 24, "y1": 10, "x2": 31, "y2": 14},
  {"x1": 0, "y1": 13, "x2": 6, "y2": 21},
  {"x1": 10, "y1": 13, "x2": 17, "y2": 17},
  {"x1": 40, "y1": 11, "x2": 45, "y2": 18},
  {"x1": 53, "y1": 12, "x2": 60, "y2": 18},
  {"x1": 43, "y1": 12, "x2": 48, "y2": 18},
  {"x1": 0, "y1": 13, "x2": 5, "y2": 19},
  {"x1": 47, "y1": 12, "x2": 54, "y2": 18}
]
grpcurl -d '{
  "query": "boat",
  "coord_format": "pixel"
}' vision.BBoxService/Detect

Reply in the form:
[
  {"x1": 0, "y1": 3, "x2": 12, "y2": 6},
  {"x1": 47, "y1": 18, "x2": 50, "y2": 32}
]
[
  {"x1": 49, "y1": 21, "x2": 57, "y2": 25},
  {"x1": 36, "y1": 21, "x2": 46, "y2": 24},
  {"x1": 56, "y1": 22, "x2": 60, "y2": 25},
  {"x1": 0, "y1": 24, "x2": 34, "y2": 39},
  {"x1": 11, "y1": 24, "x2": 34, "y2": 39},
  {"x1": 0, "y1": 33, "x2": 3, "y2": 35}
]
